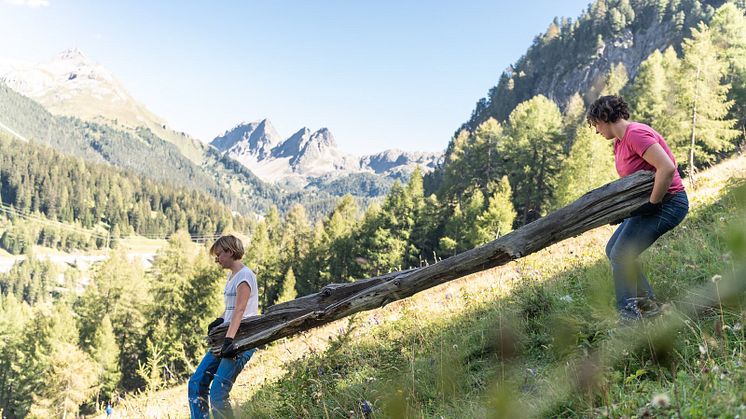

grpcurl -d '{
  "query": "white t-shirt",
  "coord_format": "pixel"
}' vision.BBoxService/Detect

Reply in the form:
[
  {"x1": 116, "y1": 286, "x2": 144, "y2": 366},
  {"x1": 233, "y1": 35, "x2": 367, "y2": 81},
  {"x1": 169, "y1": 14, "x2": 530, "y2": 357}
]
[{"x1": 222, "y1": 266, "x2": 259, "y2": 325}]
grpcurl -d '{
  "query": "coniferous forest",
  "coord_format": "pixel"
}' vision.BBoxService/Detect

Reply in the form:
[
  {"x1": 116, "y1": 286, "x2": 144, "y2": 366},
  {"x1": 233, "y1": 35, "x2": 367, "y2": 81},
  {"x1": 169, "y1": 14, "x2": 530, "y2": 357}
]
[{"x1": 0, "y1": 0, "x2": 745, "y2": 417}]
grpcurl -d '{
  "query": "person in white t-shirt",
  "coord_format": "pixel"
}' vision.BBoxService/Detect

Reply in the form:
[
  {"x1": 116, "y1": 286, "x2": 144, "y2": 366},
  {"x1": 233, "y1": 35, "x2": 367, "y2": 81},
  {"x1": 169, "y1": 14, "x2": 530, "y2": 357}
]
[{"x1": 188, "y1": 235, "x2": 259, "y2": 419}]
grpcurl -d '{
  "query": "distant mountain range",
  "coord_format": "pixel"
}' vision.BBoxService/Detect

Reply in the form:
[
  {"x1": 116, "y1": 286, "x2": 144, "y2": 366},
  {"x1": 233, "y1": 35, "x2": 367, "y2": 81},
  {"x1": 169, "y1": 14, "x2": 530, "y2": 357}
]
[
  {"x1": 211, "y1": 119, "x2": 442, "y2": 188},
  {"x1": 0, "y1": 49, "x2": 442, "y2": 193}
]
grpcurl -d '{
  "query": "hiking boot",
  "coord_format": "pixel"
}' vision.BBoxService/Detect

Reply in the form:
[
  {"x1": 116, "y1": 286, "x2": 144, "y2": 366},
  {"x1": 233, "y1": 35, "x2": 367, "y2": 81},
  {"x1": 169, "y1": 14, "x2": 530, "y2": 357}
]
[
  {"x1": 629, "y1": 297, "x2": 663, "y2": 318},
  {"x1": 619, "y1": 300, "x2": 643, "y2": 322}
]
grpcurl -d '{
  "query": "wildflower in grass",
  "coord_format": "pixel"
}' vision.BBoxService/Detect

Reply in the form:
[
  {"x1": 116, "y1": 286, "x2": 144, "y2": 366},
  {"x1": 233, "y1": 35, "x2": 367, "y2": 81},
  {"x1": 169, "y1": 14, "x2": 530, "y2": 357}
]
[
  {"x1": 559, "y1": 294, "x2": 573, "y2": 303},
  {"x1": 699, "y1": 344, "x2": 708, "y2": 355},
  {"x1": 651, "y1": 393, "x2": 670, "y2": 408},
  {"x1": 360, "y1": 399, "x2": 373, "y2": 415},
  {"x1": 733, "y1": 322, "x2": 742, "y2": 332},
  {"x1": 711, "y1": 274, "x2": 722, "y2": 283}
]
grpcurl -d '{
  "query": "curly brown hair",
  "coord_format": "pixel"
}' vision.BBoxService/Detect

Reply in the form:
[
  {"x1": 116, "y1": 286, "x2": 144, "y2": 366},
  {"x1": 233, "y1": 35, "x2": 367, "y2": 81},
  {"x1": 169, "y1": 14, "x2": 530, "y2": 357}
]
[{"x1": 587, "y1": 95, "x2": 630, "y2": 125}]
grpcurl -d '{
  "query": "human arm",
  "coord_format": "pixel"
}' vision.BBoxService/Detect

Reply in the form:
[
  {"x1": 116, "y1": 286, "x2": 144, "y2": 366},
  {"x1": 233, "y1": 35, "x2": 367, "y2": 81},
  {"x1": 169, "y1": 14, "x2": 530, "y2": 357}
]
[
  {"x1": 225, "y1": 282, "x2": 251, "y2": 339},
  {"x1": 220, "y1": 282, "x2": 251, "y2": 357},
  {"x1": 641, "y1": 143, "x2": 676, "y2": 204}
]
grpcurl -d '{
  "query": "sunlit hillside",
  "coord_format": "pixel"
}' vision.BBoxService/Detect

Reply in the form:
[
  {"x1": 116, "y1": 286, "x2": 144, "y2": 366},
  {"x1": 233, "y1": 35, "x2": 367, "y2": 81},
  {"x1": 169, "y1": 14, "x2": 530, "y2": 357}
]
[{"x1": 112, "y1": 154, "x2": 746, "y2": 418}]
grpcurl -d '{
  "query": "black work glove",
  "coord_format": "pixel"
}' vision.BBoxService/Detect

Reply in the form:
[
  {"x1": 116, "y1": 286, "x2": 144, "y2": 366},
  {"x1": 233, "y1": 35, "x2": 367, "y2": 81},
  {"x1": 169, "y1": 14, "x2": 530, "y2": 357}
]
[
  {"x1": 220, "y1": 337, "x2": 238, "y2": 358},
  {"x1": 207, "y1": 317, "x2": 224, "y2": 334},
  {"x1": 630, "y1": 201, "x2": 662, "y2": 217}
]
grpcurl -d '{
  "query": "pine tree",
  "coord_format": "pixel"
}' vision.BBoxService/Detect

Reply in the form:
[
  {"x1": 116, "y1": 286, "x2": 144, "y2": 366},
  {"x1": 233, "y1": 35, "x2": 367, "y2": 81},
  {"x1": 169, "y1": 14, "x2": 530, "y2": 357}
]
[
  {"x1": 89, "y1": 315, "x2": 121, "y2": 405},
  {"x1": 476, "y1": 176, "x2": 517, "y2": 242},
  {"x1": 325, "y1": 196, "x2": 360, "y2": 282},
  {"x1": 679, "y1": 22, "x2": 739, "y2": 176},
  {"x1": 441, "y1": 119, "x2": 504, "y2": 200},
  {"x1": 562, "y1": 92, "x2": 587, "y2": 151},
  {"x1": 409, "y1": 193, "x2": 443, "y2": 264},
  {"x1": 500, "y1": 95, "x2": 565, "y2": 224},
  {"x1": 76, "y1": 249, "x2": 148, "y2": 390},
  {"x1": 245, "y1": 207, "x2": 283, "y2": 307},
  {"x1": 601, "y1": 62, "x2": 629, "y2": 96},
  {"x1": 146, "y1": 231, "x2": 198, "y2": 382},
  {"x1": 439, "y1": 202, "x2": 464, "y2": 257},
  {"x1": 0, "y1": 294, "x2": 33, "y2": 417},
  {"x1": 553, "y1": 123, "x2": 617, "y2": 208},
  {"x1": 276, "y1": 268, "x2": 297, "y2": 304},
  {"x1": 709, "y1": 3, "x2": 746, "y2": 144},
  {"x1": 461, "y1": 188, "x2": 487, "y2": 249},
  {"x1": 280, "y1": 204, "x2": 311, "y2": 273},
  {"x1": 629, "y1": 50, "x2": 668, "y2": 124},
  {"x1": 18, "y1": 302, "x2": 89, "y2": 418},
  {"x1": 299, "y1": 220, "x2": 330, "y2": 295},
  {"x1": 30, "y1": 341, "x2": 98, "y2": 418},
  {"x1": 182, "y1": 254, "x2": 224, "y2": 362}
]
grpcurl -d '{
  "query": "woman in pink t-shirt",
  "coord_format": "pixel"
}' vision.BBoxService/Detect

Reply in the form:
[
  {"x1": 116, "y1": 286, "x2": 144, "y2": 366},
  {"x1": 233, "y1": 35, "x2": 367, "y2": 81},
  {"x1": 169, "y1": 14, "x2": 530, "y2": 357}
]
[{"x1": 587, "y1": 95, "x2": 689, "y2": 321}]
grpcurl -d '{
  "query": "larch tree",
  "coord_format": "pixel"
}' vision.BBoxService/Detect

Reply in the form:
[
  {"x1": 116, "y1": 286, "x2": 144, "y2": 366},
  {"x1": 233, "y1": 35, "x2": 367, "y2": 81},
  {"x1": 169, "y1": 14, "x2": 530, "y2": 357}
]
[
  {"x1": 709, "y1": 3, "x2": 746, "y2": 144},
  {"x1": 679, "y1": 22, "x2": 739, "y2": 176},
  {"x1": 276, "y1": 268, "x2": 297, "y2": 304},
  {"x1": 553, "y1": 123, "x2": 617, "y2": 208},
  {"x1": 500, "y1": 95, "x2": 565, "y2": 224},
  {"x1": 89, "y1": 314, "x2": 121, "y2": 406},
  {"x1": 476, "y1": 176, "x2": 517, "y2": 242}
]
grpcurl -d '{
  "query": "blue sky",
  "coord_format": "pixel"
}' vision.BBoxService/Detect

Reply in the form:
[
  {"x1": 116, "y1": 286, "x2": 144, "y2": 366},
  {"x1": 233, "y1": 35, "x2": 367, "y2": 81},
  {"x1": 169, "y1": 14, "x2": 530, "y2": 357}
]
[{"x1": 0, "y1": 0, "x2": 592, "y2": 155}]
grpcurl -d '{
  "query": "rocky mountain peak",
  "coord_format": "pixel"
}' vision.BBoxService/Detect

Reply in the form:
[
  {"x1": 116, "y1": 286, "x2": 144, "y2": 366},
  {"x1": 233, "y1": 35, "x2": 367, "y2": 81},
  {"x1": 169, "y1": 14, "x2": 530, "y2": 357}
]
[
  {"x1": 360, "y1": 149, "x2": 443, "y2": 174},
  {"x1": 308, "y1": 128, "x2": 336, "y2": 149},
  {"x1": 56, "y1": 47, "x2": 89, "y2": 63},
  {"x1": 210, "y1": 118, "x2": 281, "y2": 160},
  {"x1": 272, "y1": 127, "x2": 311, "y2": 158}
]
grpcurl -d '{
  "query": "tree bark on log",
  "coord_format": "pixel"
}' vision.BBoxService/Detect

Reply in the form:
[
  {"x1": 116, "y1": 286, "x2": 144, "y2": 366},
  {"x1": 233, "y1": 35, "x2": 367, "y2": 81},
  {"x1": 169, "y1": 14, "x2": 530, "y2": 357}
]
[{"x1": 208, "y1": 171, "x2": 655, "y2": 355}]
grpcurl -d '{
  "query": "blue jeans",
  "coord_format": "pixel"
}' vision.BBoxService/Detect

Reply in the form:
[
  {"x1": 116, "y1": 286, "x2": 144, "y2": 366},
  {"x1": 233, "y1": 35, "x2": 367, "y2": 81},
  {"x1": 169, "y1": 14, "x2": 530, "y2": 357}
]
[
  {"x1": 188, "y1": 348, "x2": 256, "y2": 419},
  {"x1": 606, "y1": 191, "x2": 689, "y2": 309}
]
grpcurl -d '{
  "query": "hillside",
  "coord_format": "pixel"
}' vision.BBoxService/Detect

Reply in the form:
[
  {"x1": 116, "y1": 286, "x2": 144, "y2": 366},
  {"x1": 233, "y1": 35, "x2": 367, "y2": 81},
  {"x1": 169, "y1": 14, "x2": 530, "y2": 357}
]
[
  {"x1": 115, "y1": 153, "x2": 746, "y2": 417},
  {"x1": 462, "y1": 0, "x2": 725, "y2": 131},
  {"x1": 0, "y1": 82, "x2": 282, "y2": 215}
]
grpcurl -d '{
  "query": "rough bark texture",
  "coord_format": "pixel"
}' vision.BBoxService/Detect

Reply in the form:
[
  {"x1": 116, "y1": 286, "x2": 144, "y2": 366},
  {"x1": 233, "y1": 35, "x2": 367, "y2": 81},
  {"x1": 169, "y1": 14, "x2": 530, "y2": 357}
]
[{"x1": 208, "y1": 171, "x2": 655, "y2": 355}]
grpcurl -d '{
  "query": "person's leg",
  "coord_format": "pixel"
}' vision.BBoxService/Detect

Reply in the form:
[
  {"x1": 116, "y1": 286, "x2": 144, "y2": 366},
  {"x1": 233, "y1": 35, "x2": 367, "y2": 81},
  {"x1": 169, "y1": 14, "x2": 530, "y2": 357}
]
[
  {"x1": 605, "y1": 221, "x2": 626, "y2": 260},
  {"x1": 608, "y1": 193, "x2": 689, "y2": 311},
  {"x1": 634, "y1": 259, "x2": 655, "y2": 299},
  {"x1": 188, "y1": 351, "x2": 221, "y2": 419},
  {"x1": 209, "y1": 348, "x2": 257, "y2": 419}
]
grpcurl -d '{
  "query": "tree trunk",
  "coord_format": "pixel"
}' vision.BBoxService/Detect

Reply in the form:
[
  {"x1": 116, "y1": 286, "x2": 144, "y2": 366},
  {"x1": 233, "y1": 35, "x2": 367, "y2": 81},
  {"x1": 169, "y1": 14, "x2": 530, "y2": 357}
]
[
  {"x1": 208, "y1": 171, "x2": 655, "y2": 355},
  {"x1": 688, "y1": 65, "x2": 701, "y2": 187}
]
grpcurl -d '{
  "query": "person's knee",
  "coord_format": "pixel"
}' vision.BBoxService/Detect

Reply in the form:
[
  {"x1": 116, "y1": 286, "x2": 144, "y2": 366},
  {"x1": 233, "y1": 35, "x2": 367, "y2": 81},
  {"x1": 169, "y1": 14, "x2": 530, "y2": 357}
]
[
  {"x1": 188, "y1": 374, "x2": 203, "y2": 398},
  {"x1": 209, "y1": 377, "x2": 232, "y2": 406}
]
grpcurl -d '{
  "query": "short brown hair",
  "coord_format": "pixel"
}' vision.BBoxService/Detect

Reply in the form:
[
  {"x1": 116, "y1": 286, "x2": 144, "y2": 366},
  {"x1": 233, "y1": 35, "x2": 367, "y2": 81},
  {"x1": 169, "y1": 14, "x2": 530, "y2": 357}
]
[
  {"x1": 210, "y1": 235, "x2": 245, "y2": 260},
  {"x1": 587, "y1": 95, "x2": 630, "y2": 125}
]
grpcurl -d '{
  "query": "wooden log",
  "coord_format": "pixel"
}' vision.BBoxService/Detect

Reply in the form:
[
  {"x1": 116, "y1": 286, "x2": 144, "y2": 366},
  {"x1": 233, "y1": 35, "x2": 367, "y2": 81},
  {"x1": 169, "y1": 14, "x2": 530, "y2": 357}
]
[{"x1": 208, "y1": 171, "x2": 655, "y2": 355}]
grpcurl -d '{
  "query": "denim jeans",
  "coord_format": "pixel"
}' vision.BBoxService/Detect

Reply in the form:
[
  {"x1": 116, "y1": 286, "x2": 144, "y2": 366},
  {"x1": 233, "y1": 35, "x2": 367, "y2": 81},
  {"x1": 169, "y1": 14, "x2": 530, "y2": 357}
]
[
  {"x1": 606, "y1": 191, "x2": 689, "y2": 310},
  {"x1": 188, "y1": 348, "x2": 256, "y2": 419}
]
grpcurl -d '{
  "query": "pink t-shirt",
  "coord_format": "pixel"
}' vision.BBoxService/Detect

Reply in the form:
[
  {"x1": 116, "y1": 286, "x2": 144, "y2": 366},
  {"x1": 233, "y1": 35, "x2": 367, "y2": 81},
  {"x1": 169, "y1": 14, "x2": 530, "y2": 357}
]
[{"x1": 613, "y1": 122, "x2": 685, "y2": 194}]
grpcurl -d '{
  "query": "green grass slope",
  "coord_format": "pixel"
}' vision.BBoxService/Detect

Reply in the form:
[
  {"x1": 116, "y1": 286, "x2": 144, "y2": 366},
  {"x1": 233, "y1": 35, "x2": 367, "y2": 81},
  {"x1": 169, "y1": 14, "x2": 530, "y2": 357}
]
[{"x1": 117, "y1": 155, "x2": 746, "y2": 418}]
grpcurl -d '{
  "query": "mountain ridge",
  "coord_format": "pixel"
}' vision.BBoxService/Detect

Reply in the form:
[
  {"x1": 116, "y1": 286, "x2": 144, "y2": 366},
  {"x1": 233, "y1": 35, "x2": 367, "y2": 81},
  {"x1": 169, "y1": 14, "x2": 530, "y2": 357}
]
[
  {"x1": 1, "y1": 49, "x2": 442, "y2": 192},
  {"x1": 211, "y1": 120, "x2": 442, "y2": 185}
]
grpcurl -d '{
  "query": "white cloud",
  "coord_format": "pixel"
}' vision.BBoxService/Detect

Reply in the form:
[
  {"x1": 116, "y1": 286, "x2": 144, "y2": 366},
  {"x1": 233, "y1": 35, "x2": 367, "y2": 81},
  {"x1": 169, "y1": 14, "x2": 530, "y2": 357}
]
[{"x1": 3, "y1": 0, "x2": 50, "y2": 7}]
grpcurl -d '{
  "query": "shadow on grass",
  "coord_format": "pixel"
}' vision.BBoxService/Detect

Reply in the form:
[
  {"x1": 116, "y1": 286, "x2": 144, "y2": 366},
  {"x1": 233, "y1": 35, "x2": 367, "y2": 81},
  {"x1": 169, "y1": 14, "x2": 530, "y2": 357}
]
[{"x1": 238, "y1": 180, "x2": 746, "y2": 418}]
